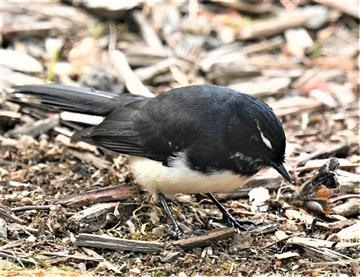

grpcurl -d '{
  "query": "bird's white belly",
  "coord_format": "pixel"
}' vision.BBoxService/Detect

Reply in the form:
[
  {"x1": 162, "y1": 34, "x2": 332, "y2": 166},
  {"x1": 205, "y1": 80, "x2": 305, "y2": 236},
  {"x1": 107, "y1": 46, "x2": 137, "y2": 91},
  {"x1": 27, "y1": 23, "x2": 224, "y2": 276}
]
[{"x1": 129, "y1": 157, "x2": 250, "y2": 198}]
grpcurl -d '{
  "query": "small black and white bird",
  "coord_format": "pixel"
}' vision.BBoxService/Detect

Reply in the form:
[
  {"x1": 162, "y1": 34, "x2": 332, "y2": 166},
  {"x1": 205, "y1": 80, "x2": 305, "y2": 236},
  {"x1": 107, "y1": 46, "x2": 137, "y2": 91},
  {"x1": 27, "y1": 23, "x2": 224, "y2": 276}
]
[{"x1": 13, "y1": 84, "x2": 291, "y2": 238}]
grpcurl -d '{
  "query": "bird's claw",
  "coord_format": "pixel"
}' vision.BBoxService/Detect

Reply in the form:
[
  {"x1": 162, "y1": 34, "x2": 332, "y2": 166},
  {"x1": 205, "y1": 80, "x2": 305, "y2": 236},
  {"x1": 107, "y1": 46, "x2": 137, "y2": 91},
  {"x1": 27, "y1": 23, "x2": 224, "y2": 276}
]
[
  {"x1": 210, "y1": 213, "x2": 256, "y2": 231},
  {"x1": 224, "y1": 213, "x2": 256, "y2": 231}
]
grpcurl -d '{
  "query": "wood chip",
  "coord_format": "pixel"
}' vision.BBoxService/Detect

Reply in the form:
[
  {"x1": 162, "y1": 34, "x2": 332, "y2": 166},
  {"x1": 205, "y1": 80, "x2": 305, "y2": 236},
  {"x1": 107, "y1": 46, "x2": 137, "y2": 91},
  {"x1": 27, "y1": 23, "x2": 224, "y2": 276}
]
[
  {"x1": 336, "y1": 222, "x2": 360, "y2": 240},
  {"x1": 313, "y1": 0, "x2": 359, "y2": 19},
  {"x1": 60, "y1": 185, "x2": 138, "y2": 207},
  {"x1": 275, "y1": 251, "x2": 299, "y2": 260},
  {"x1": 110, "y1": 50, "x2": 154, "y2": 98},
  {"x1": 0, "y1": 49, "x2": 43, "y2": 73}
]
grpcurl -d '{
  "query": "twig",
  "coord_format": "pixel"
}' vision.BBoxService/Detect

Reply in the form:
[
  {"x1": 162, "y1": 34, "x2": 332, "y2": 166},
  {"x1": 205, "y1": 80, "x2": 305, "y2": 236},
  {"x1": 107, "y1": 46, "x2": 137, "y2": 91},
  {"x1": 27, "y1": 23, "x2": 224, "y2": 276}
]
[
  {"x1": 310, "y1": 258, "x2": 360, "y2": 266},
  {"x1": 238, "y1": 12, "x2": 308, "y2": 40},
  {"x1": 41, "y1": 251, "x2": 103, "y2": 262},
  {"x1": 75, "y1": 233, "x2": 164, "y2": 253},
  {"x1": 11, "y1": 205, "x2": 60, "y2": 212},
  {"x1": 172, "y1": 228, "x2": 236, "y2": 250},
  {"x1": 8, "y1": 116, "x2": 59, "y2": 138},
  {"x1": 70, "y1": 150, "x2": 111, "y2": 170},
  {"x1": 0, "y1": 250, "x2": 37, "y2": 266},
  {"x1": 110, "y1": 50, "x2": 154, "y2": 97},
  {"x1": 0, "y1": 207, "x2": 26, "y2": 224}
]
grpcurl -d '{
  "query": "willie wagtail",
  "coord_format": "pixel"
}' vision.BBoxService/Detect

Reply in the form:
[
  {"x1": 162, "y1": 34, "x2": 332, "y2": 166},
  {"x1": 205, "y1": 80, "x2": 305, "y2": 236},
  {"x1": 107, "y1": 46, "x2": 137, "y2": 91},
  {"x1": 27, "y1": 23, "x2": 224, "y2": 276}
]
[{"x1": 12, "y1": 84, "x2": 291, "y2": 238}]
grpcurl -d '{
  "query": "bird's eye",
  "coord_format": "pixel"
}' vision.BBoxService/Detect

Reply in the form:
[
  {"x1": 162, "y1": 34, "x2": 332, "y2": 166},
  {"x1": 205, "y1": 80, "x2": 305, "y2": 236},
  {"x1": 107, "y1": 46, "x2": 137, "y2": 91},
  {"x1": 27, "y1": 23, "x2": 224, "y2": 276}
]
[{"x1": 250, "y1": 135, "x2": 260, "y2": 147}]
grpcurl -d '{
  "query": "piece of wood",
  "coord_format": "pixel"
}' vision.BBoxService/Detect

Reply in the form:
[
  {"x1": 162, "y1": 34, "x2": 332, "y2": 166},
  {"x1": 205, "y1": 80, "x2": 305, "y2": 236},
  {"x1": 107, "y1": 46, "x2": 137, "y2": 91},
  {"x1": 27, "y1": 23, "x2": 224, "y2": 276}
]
[
  {"x1": 0, "y1": 250, "x2": 37, "y2": 266},
  {"x1": 41, "y1": 251, "x2": 103, "y2": 262},
  {"x1": 200, "y1": 37, "x2": 283, "y2": 71},
  {"x1": 336, "y1": 222, "x2": 360, "y2": 240},
  {"x1": 295, "y1": 144, "x2": 350, "y2": 167},
  {"x1": 133, "y1": 11, "x2": 165, "y2": 50},
  {"x1": 75, "y1": 233, "x2": 164, "y2": 253},
  {"x1": 0, "y1": 208, "x2": 26, "y2": 224},
  {"x1": 332, "y1": 198, "x2": 359, "y2": 217},
  {"x1": 272, "y1": 96, "x2": 323, "y2": 117},
  {"x1": 110, "y1": 50, "x2": 154, "y2": 98},
  {"x1": 60, "y1": 185, "x2": 138, "y2": 207},
  {"x1": 275, "y1": 251, "x2": 299, "y2": 260},
  {"x1": 230, "y1": 76, "x2": 291, "y2": 97},
  {"x1": 238, "y1": 12, "x2": 308, "y2": 40},
  {"x1": 55, "y1": 134, "x2": 99, "y2": 154},
  {"x1": 7, "y1": 116, "x2": 59, "y2": 138},
  {"x1": 69, "y1": 203, "x2": 118, "y2": 222},
  {"x1": 10, "y1": 205, "x2": 60, "y2": 212},
  {"x1": 295, "y1": 158, "x2": 358, "y2": 172},
  {"x1": 172, "y1": 228, "x2": 236, "y2": 250},
  {"x1": 313, "y1": 0, "x2": 359, "y2": 19},
  {"x1": 134, "y1": 58, "x2": 178, "y2": 82},
  {"x1": 70, "y1": 150, "x2": 111, "y2": 170},
  {"x1": 0, "y1": 217, "x2": 7, "y2": 239},
  {"x1": 214, "y1": 0, "x2": 274, "y2": 14},
  {"x1": 287, "y1": 236, "x2": 360, "y2": 249}
]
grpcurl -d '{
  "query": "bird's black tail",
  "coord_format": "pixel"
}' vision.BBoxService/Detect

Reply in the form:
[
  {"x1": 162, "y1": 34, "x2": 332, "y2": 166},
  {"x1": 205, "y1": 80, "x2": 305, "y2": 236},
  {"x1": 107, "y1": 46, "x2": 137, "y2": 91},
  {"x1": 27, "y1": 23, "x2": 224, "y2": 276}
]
[{"x1": 12, "y1": 84, "x2": 144, "y2": 116}]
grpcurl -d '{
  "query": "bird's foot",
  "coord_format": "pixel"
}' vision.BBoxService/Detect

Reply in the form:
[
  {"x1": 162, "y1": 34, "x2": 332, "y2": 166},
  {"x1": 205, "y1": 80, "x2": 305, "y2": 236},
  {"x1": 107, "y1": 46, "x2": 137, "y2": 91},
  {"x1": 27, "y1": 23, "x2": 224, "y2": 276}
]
[
  {"x1": 216, "y1": 212, "x2": 256, "y2": 231},
  {"x1": 169, "y1": 226, "x2": 185, "y2": 240},
  {"x1": 224, "y1": 213, "x2": 256, "y2": 231}
]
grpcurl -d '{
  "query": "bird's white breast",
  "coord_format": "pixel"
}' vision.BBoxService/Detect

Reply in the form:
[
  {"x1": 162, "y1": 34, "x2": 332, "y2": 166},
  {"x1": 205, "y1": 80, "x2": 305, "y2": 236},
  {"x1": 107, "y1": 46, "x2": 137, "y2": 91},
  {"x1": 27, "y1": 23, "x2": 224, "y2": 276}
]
[{"x1": 129, "y1": 156, "x2": 250, "y2": 198}]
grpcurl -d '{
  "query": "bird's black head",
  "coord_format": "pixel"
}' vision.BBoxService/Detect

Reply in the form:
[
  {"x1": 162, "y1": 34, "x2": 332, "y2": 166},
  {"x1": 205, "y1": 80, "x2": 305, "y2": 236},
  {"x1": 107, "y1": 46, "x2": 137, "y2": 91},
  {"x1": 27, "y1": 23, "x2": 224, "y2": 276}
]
[{"x1": 225, "y1": 94, "x2": 291, "y2": 182}]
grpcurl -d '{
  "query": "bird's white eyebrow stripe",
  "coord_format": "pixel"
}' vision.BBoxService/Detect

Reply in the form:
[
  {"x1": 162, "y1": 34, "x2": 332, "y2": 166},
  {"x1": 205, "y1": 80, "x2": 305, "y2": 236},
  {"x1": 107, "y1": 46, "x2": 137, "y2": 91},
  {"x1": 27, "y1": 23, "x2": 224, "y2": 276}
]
[{"x1": 255, "y1": 120, "x2": 273, "y2": 149}]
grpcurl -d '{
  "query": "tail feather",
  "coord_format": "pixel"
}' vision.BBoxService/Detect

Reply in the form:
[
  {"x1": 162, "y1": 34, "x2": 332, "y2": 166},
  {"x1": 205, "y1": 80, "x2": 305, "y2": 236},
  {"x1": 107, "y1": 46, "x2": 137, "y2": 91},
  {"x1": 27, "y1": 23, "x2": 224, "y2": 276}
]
[{"x1": 12, "y1": 84, "x2": 144, "y2": 116}]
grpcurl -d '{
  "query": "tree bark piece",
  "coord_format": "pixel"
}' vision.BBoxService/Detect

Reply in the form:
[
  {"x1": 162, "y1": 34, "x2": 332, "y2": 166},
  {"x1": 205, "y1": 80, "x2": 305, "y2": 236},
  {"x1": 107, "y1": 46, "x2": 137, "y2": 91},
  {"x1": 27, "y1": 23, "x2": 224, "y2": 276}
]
[
  {"x1": 7, "y1": 116, "x2": 59, "y2": 138},
  {"x1": 60, "y1": 185, "x2": 138, "y2": 207},
  {"x1": 75, "y1": 233, "x2": 164, "y2": 253},
  {"x1": 172, "y1": 228, "x2": 236, "y2": 250}
]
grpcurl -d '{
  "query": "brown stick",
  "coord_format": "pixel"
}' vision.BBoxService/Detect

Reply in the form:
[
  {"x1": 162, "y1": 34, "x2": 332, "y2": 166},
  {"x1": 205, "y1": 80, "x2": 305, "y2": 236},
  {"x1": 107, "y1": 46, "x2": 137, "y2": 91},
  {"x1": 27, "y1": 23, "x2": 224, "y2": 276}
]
[
  {"x1": 60, "y1": 184, "x2": 138, "y2": 207},
  {"x1": 75, "y1": 233, "x2": 164, "y2": 253},
  {"x1": 172, "y1": 228, "x2": 236, "y2": 250}
]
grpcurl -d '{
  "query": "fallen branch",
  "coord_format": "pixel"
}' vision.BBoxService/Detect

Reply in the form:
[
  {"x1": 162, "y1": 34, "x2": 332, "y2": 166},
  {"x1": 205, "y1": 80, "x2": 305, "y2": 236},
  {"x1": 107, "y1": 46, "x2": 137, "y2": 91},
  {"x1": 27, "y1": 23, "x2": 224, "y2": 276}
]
[{"x1": 75, "y1": 233, "x2": 164, "y2": 253}]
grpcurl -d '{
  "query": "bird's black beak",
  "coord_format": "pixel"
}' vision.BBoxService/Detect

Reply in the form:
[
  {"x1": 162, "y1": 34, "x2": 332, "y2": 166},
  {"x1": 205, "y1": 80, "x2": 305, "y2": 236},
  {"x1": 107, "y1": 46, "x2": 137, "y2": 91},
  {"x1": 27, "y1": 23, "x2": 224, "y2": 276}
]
[{"x1": 271, "y1": 162, "x2": 292, "y2": 183}]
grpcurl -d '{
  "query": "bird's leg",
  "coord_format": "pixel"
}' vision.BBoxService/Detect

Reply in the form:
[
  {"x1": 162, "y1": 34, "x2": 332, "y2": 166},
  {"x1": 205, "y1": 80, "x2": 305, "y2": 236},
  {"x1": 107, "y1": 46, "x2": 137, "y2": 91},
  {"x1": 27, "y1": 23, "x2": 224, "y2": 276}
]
[
  {"x1": 206, "y1": 193, "x2": 255, "y2": 231},
  {"x1": 158, "y1": 193, "x2": 184, "y2": 239}
]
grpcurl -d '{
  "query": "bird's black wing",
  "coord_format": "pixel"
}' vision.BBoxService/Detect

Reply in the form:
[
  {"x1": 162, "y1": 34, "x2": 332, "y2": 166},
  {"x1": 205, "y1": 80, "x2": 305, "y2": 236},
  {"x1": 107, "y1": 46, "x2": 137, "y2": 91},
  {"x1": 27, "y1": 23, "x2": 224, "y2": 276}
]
[{"x1": 83, "y1": 85, "x2": 229, "y2": 164}]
